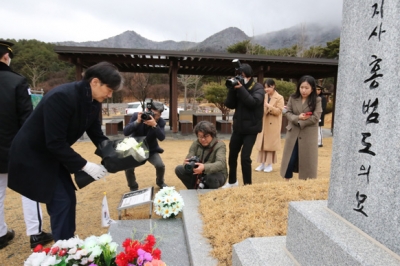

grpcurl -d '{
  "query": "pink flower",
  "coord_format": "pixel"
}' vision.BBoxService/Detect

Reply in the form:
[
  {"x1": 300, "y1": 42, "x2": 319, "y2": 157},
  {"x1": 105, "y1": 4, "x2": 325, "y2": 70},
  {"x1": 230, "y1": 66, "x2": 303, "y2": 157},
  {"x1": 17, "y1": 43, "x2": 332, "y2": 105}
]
[{"x1": 143, "y1": 260, "x2": 166, "y2": 266}]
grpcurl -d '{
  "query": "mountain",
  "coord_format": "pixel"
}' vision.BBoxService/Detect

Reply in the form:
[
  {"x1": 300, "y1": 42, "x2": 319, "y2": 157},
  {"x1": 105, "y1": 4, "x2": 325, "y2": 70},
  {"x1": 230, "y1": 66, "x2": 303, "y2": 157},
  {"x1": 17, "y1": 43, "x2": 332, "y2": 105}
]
[
  {"x1": 56, "y1": 23, "x2": 340, "y2": 52},
  {"x1": 252, "y1": 23, "x2": 341, "y2": 50}
]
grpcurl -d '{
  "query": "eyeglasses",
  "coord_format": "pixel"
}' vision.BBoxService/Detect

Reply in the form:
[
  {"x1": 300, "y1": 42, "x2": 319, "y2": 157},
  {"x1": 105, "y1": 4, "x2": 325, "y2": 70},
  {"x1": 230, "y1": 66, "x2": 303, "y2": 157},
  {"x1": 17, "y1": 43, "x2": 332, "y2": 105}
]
[{"x1": 198, "y1": 134, "x2": 210, "y2": 140}]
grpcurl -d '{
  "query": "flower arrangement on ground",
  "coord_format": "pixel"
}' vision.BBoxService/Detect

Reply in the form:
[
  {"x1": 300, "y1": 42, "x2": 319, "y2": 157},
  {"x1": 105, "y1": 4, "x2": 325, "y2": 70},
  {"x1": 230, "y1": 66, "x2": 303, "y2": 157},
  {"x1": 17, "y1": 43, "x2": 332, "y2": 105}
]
[
  {"x1": 116, "y1": 137, "x2": 148, "y2": 162},
  {"x1": 115, "y1": 234, "x2": 166, "y2": 266},
  {"x1": 24, "y1": 234, "x2": 118, "y2": 266},
  {"x1": 153, "y1": 186, "x2": 184, "y2": 219}
]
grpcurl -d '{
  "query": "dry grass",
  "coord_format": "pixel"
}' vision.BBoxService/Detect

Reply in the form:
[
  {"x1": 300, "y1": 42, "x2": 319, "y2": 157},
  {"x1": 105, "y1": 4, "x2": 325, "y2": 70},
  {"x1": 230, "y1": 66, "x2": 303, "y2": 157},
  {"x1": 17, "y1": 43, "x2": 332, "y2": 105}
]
[{"x1": 0, "y1": 115, "x2": 333, "y2": 265}]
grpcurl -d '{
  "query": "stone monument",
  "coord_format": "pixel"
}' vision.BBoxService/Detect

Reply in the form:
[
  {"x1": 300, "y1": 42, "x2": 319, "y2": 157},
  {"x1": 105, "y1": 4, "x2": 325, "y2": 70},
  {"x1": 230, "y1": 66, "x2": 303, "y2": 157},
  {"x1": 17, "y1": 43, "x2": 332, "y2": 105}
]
[
  {"x1": 232, "y1": 1, "x2": 400, "y2": 265},
  {"x1": 328, "y1": 0, "x2": 400, "y2": 256}
]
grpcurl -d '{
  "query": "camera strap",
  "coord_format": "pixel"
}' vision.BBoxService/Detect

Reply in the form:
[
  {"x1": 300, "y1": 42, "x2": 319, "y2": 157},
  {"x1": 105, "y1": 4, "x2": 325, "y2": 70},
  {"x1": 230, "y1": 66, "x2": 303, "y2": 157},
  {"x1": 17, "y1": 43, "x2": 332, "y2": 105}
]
[{"x1": 201, "y1": 140, "x2": 219, "y2": 163}]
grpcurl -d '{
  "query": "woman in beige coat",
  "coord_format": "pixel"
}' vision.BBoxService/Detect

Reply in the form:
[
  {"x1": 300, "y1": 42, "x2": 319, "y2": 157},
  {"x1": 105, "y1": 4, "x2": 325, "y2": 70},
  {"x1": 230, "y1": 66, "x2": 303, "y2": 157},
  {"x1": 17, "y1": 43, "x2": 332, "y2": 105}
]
[
  {"x1": 280, "y1": 75, "x2": 322, "y2": 180},
  {"x1": 254, "y1": 79, "x2": 284, "y2": 172}
]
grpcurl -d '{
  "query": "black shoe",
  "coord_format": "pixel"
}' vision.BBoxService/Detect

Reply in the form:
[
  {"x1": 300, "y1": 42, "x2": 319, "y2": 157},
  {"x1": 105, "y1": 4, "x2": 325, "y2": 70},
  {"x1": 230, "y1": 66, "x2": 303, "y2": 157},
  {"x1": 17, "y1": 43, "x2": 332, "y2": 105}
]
[
  {"x1": 318, "y1": 144, "x2": 323, "y2": 147},
  {"x1": 157, "y1": 183, "x2": 168, "y2": 189},
  {"x1": 130, "y1": 187, "x2": 138, "y2": 191},
  {"x1": 0, "y1": 229, "x2": 15, "y2": 249},
  {"x1": 30, "y1": 231, "x2": 53, "y2": 248}
]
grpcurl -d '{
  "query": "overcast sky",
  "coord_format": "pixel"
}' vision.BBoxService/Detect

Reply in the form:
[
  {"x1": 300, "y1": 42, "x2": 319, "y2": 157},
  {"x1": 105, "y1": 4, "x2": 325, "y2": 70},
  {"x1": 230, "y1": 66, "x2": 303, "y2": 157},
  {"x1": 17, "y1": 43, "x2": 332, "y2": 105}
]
[{"x1": 3, "y1": 0, "x2": 343, "y2": 43}]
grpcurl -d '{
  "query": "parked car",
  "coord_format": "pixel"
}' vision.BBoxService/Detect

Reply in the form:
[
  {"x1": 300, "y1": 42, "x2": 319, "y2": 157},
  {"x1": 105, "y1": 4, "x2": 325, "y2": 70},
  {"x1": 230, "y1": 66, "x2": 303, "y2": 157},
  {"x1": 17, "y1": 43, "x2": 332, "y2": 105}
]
[{"x1": 125, "y1": 101, "x2": 183, "y2": 120}]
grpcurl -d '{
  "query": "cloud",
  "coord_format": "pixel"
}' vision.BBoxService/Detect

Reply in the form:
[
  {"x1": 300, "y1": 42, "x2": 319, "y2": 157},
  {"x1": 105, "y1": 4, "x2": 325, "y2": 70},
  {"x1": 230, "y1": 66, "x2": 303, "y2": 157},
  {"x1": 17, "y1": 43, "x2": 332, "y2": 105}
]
[{"x1": 2, "y1": 0, "x2": 343, "y2": 43}]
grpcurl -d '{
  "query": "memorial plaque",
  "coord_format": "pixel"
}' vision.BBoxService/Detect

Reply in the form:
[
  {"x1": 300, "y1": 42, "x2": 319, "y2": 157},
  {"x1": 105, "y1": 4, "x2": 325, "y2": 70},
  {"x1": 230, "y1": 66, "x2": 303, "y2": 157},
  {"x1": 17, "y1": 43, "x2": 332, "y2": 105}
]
[{"x1": 117, "y1": 187, "x2": 154, "y2": 219}]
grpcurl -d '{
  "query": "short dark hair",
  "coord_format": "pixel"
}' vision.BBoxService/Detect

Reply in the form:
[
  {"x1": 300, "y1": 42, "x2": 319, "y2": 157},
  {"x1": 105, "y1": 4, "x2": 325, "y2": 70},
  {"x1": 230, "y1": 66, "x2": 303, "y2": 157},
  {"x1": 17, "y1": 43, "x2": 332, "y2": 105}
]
[
  {"x1": 151, "y1": 102, "x2": 164, "y2": 113},
  {"x1": 240, "y1": 63, "x2": 253, "y2": 78},
  {"x1": 264, "y1": 78, "x2": 275, "y2": 88},
  {"x1": 194, "y1": 121, "x2": 217, "y2": 138},
  {"x1": 83, "y1": 62, "x2": 122, "y2": 91}
]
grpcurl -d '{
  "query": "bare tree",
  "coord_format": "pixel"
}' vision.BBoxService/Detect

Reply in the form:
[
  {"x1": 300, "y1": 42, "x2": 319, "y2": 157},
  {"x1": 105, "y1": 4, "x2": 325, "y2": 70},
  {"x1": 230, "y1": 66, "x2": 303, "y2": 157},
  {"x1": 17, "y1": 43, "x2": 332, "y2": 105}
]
[
  {"x1": 178, "y1": 75, "x2": 203, "y2": 110},
  {"x1": 296, "y1": 23, "x2": 308, "y2": 57},
  {"x1": 123, "y1": 72, "x2": 151, "y2": 108},
  {"x1": 24, "y1": 63, "x2": 47, "y2": 88}
]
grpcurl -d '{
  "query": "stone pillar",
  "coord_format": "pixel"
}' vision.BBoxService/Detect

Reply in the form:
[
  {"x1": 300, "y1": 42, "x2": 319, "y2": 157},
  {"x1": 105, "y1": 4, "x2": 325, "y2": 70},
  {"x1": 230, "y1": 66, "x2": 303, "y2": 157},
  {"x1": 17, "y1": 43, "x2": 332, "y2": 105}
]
[{"x1": 328, "y1": 0, "x2": 400, "y2": 255}]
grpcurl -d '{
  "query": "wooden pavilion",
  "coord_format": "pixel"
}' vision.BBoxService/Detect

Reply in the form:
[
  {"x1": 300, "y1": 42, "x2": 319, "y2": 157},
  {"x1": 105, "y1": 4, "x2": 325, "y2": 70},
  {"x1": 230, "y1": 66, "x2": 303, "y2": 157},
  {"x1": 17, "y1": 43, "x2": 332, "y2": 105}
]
[{"x1": 54, "y1": 46, "x2": 338, "y2": 133}]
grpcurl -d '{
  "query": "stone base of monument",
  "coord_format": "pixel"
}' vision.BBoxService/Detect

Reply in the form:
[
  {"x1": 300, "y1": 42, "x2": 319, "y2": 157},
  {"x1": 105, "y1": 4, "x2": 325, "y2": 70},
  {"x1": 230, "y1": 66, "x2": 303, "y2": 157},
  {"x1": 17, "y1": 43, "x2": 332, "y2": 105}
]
[
  {"x1": 232, "y1": 236, "x2": 296, "y2": 266},
  {"x1": 232, "y1": 200, "x2": 400, "y2": 266},
  {"x1": 108, "y1": 189, "x2": 218, "y2": 266}
]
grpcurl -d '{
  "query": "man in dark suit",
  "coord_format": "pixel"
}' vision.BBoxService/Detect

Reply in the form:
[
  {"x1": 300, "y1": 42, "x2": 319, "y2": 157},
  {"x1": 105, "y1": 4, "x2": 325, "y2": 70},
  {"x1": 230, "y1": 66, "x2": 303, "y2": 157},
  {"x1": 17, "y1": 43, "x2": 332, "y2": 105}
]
[
  {"x1": 123, "y1": 101, "x2": 167, "y2": 191},
  {"x1": 0, "y1": 40, "x2": 53, "y2": 249},
  {"x1": 8, "y1": 61, "x2": 123, "y2": 241}
]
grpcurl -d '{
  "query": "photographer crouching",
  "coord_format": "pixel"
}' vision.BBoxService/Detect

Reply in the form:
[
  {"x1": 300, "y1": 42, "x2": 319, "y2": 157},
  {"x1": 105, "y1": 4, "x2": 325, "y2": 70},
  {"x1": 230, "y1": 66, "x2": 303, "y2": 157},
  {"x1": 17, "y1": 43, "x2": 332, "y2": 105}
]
[
  {"x1": 175, "y1": 121, "x2": 227, "y2": 189},
  {"x1": 123, "y1": 100, "x2": 167, "y2": 191}
]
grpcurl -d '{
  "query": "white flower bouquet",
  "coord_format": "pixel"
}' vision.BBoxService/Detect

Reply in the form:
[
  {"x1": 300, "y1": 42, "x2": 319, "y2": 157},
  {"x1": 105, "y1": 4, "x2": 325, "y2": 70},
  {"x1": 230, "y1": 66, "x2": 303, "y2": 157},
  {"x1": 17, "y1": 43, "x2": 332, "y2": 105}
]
[
  {"x1": 75, "y1": 137, "x2": 150, "y2": 189},
  {"x1": 25, "y1": 233, "x2": 118, "y2": 266},
  {"x1": 153, "y1": 187, "x2": 184, "y2": 219},
  {"x1": 115, "y1": 137, "x2": 147, "y2": 162}
]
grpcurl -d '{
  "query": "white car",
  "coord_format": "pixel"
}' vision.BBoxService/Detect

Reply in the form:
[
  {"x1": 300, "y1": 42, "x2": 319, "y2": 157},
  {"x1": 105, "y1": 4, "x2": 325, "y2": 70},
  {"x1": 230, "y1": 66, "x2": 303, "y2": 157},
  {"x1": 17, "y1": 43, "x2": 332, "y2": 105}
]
[{"x1": 125, "y1": 101, "x2": 183, "y2": 120}]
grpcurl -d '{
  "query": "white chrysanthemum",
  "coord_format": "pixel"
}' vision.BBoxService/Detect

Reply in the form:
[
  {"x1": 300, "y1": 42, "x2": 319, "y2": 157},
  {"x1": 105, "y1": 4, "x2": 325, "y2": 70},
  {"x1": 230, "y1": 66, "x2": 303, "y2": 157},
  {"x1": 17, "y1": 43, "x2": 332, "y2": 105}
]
[
  {"x1": 87, "y1": 245, "x2": 102, "y2": 258},
  {"x1": 109, "y1": 242, "x2": 119, "y2": 252},
  {"x1": 98, "y1": 233, "x2": 112, "y2": 245},
  {"x1": 83, "y1": 235, "x2": 97, "y2": 248},
  {"x1": 24, "y1": 251, "x2": 47, "y2": 266},
  {"x1": 40, "y1": 255, "x2": 62, "y2": 266},
  {"x1": 162, "y1": 206, "x2": 174, "y2": 219},
  {"x1": 67, "y1": 247, "x2": 78, "y2": 254},
  {"x1": 153, "y1": 187, "x2": 184, "y2": 218}
]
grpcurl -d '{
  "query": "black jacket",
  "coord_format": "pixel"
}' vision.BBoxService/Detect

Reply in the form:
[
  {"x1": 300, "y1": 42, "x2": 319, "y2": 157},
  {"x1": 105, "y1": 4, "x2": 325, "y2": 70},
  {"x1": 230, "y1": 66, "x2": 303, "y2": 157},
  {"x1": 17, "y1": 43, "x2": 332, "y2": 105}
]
[
  {"x1": 8, "y1": 81, "x2": 108, "y2": 203},
  {"x1": 123, "y1": 112, "x2": 166, "y2": 155},
  {"x1": 0, "y1": 62, "x2": 32, "y2": 173},
  {"x1": 224, "y1": 78, "x2": 265, "y2": 134},
  {"x1": 318, "y1": 95, "x2": 327, "y2": 126}
]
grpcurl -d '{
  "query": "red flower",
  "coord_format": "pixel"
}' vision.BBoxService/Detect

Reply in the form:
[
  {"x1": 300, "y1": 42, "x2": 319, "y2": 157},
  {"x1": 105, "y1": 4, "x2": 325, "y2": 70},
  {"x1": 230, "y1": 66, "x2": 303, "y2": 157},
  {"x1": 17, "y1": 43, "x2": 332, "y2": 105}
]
[
  {"x1": 115, "y1": 252, "x2": 129, "y2": 266},
  {"x1": 43, "y1": 247, "x2": 51, "y2": 254},
  {"x1": 116, "y1": 234, "x2": 163, "y2": 266},
  {"x1": 50, "y1": 246, "x2": 59, "y2": 255},
  {"x1": 58, "y1": 249, "x2": 67, "y2": 257},
  {"x1": 33, "y1": 244, "x2": 43, "y2": 252},
  {"x1": 152, "y1": 248, "x2": 161, "y2": 260}
]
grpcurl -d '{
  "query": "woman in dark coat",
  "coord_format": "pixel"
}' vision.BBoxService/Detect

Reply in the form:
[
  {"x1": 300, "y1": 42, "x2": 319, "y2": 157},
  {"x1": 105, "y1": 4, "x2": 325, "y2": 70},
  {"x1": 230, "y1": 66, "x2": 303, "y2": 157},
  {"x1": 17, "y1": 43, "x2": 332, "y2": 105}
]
[
  {"x1": 8, "y1": 62, "x2": 123, "y2": 241},
  {"x1": 316, "y1": 85, "x2": 327, "y2": 147}
]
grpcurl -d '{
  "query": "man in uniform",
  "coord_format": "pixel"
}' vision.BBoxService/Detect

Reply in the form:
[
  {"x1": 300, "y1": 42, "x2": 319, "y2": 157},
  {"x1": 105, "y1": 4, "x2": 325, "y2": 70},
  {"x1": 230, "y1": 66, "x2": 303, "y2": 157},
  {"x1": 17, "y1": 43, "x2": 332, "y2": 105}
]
[{"x1": 0, "y1": 40, "x2": 53, "y2": 249}]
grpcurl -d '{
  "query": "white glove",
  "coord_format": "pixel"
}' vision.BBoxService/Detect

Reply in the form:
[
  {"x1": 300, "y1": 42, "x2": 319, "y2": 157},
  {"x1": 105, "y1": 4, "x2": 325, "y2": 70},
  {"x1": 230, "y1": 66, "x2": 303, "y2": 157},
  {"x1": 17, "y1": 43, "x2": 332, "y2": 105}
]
[{"x1": 82, "y1": 162, "x2": 108, "y2": 181}]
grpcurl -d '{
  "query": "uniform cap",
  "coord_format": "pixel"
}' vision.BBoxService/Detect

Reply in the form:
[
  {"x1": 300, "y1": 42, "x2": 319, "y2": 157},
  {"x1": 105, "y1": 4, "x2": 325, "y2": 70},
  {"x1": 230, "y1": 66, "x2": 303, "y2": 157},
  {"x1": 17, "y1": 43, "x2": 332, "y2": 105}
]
[{"x1": 0, "y1": 40, "x2": 14, "y2": 58}]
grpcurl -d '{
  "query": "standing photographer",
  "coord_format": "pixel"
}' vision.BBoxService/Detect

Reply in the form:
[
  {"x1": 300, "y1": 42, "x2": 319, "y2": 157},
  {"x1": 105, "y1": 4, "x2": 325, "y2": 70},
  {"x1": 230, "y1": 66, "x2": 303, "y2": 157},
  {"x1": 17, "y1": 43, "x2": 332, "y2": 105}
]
[
  {"x1": 175, "y1": 121, "x2": 227, "y2": 189},
  {"x1": 222, "y1": 62, "x2": 264, "y2": 188},
  {"x1": 123, "y1": 101, "x2": 167, "y2": 191}
]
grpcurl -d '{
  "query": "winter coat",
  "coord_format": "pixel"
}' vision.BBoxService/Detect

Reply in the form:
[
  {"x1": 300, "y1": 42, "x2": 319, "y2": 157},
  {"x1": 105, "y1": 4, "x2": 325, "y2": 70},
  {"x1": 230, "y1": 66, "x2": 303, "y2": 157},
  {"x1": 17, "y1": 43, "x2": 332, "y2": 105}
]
[
  {"x1": 0, "y1": 62, "x2": 32, "y2": 173},
  {"x1": 186, "y1": 137, "x2": 227, "y2": 177},
  {"x1": 8, "y1": 81, "x2": 108, "y2": 203},
  {"x1": 224, "y1": 78, "x2": 265, "y2": 134},
  {"x1": 280, "y1": 96, "x2": 322, "y2": 179},
  {"x1": 255, "y1": 90, "x2": 284, "y2": 152},
  {"x1": 123, "y1": 112, "x2": 165, "y2": 155},
  {"x1": 319, "y1": 95, "x2": 327, "y2": 126}
]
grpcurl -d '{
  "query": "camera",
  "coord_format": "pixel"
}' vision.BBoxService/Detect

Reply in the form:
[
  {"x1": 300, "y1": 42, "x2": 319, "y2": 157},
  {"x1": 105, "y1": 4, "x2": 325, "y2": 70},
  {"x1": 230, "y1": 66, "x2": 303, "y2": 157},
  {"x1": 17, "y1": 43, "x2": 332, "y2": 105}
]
[
  {"x1": 140, "y1": 100, "x2": 155, "y2": 120},
  {"x1": 197, "y1": 175, "x2": 206, "y2": 189},
  {"x1": 184, "y1": 156, "x2": 201, "y2": 173},
  {"x1": 225, "y1": 59, "x2": 244, "y2": 89}
]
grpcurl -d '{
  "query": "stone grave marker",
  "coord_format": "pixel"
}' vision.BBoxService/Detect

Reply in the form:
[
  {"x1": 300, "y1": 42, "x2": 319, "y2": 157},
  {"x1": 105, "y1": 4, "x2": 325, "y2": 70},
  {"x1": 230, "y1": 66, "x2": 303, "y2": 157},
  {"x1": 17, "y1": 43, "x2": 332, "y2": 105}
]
[{"x1": 328, "y1": 0, "x2": 400, "y2": 256}]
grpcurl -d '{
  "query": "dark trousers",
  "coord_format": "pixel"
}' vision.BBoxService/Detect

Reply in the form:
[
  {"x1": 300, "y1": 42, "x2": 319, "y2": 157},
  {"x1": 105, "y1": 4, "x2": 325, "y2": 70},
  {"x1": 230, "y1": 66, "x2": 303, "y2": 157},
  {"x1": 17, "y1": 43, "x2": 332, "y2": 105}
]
[
  {"x1": 284, "y1": 139, "x2": 299, "y2": 179},
  {"x1": 175, "y1": 165, "x2": 226, "y2": 189},
  {"x1": 228, "y1": 131, "x2": 257, "y2": 185},
  {"x1": 125, "y1": 153, "x2": 165, "y2": 190},
  {"x1": 46, "y1": 167, "x2": 76, "y2": 241}
]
